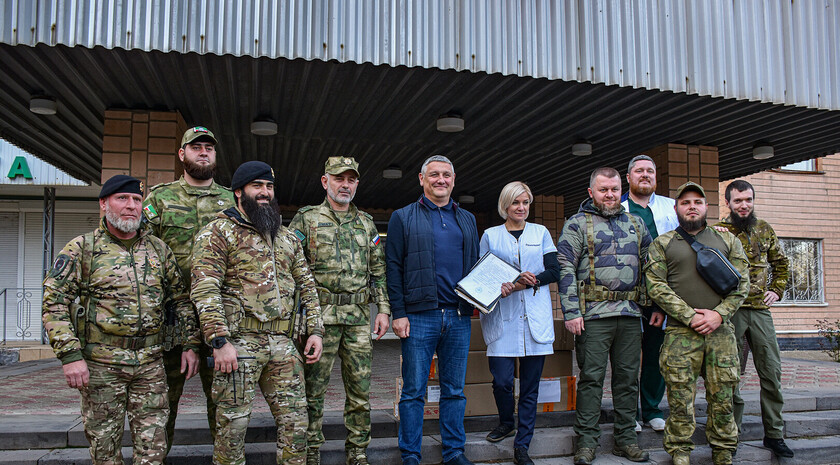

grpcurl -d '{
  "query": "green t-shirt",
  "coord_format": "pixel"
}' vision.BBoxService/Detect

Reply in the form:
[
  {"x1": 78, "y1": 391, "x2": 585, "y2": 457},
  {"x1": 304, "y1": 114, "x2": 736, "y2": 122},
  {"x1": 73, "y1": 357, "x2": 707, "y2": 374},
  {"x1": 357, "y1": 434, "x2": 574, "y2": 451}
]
[{"x1": 627, "y1": 197, "x2": 659, "y2": 239}]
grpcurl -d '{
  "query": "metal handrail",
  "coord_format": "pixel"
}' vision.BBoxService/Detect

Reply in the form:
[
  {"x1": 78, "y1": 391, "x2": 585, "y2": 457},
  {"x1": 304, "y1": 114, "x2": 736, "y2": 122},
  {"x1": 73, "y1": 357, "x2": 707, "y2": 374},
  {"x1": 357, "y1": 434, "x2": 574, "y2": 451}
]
[{"x1": 0, "y1": 288, "x2": 40, "y2": 343}]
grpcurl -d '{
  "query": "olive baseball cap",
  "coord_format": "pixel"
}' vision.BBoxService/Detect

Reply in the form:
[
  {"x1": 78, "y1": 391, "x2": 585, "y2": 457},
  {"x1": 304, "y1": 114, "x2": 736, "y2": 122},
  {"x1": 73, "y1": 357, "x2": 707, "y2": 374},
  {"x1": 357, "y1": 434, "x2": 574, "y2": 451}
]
[
  {"x1": 181, "y1": 126, "x2": 218, "y2": 147},
  {"x1": 675, "y1": 181, "x2": 706, "y2": 199},
  {"x1": 324, "y1": 156, "x2": 359, "y2": 176}
]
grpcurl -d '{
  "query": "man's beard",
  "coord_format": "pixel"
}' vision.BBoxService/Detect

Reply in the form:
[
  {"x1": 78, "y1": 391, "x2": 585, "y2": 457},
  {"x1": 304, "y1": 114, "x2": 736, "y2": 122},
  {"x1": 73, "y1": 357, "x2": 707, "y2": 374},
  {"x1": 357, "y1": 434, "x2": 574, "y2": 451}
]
[
  {"x1": 678, "y1": 213, "x2": 707, "y2": 232},
  {"x1": 593, "y1": 198, "x2": 622, "y2": 216},
  {"x1": 183, "y1": 157, "x2": 216, "y2": 181},
  {"x1": 730, "y1": 210, "x2": 757, "y2": 232},
  {"x1": 630, "y1": 180, "x2": 655, "y2": 197},
  {"x1": 241, "y1": 192, "x2": 282, "y2": 239},
  {"x1": 104, "y1": 204, "x2": 141, "y2": 234},
  {"x1": 327, "y1": 184, "x2": 355, "y2": 206}
]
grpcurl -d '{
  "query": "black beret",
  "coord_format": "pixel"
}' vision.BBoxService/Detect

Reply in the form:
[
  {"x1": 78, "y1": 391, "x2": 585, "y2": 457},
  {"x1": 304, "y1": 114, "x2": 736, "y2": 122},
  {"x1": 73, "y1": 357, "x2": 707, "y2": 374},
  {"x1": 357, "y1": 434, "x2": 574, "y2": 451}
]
[
  {"x1": 99, "y1": 175, "x2": 143, "y2": 199},
  {"x1": 231, "y1": 161, "x2": 275, "y2": 191}
]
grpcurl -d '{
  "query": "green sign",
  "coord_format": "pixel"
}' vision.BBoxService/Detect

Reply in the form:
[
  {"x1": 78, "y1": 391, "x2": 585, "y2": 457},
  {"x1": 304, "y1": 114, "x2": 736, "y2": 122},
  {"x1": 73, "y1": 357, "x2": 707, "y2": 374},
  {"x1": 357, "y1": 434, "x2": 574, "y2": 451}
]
[{"x1": 7, "y1": 156, "x2": 33, "y2": 180}]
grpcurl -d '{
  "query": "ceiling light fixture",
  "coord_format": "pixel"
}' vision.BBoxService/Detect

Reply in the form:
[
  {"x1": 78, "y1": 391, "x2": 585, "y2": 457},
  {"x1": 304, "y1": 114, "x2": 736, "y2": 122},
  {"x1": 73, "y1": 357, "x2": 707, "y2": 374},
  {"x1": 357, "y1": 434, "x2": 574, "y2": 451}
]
[
  {"x1": 752, "y1": 143, "x2": 774, "y2": 160},
  {"x1": 250, "y1": 120, "x2": 278, "y2": 136},
  {"x1": 571, "y1": 141, "x2": 593, "y2": 157},
  {"x1": 30, "y1": 96, "x2": 57, "y2": 115},
  {"x1": 382, "y1": 165, "x2": 402, "y2": 179},
  {"x1": 458, "y1": 195, "x2": 475, "y2": 204},
  {"x1": 436, "y1": 114, "x2": 464, "y2": 133}
]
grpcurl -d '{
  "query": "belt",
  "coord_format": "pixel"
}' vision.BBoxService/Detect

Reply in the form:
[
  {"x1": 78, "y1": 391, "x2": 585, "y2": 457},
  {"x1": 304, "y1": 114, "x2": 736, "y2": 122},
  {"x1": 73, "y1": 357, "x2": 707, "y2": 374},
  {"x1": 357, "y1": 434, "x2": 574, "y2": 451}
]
[
  {"x1": 318, "y1": 288, "x2": 369, "y2": 306},
  {"x1": 239, "y1": 316, "x2": 291, "y2": 334},
  {"x1": 86, "y1": 326, "x2": 163, "y2": 350}
]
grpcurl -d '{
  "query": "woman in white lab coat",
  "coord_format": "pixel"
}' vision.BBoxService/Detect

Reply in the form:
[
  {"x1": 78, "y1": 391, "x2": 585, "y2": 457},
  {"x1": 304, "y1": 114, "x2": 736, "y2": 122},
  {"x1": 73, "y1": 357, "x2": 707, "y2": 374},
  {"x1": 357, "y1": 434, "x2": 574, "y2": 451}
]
[{"x1": 479, "y1": 181, "x2": 560, "y2": 465}]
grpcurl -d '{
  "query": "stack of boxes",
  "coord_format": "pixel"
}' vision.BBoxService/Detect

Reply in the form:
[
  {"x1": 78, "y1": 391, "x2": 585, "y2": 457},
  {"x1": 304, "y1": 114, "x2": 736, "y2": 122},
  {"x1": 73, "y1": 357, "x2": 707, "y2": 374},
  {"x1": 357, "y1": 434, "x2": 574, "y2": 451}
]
[{"x1": 394, "y1": 317, "x2": 576, "y2": 419}]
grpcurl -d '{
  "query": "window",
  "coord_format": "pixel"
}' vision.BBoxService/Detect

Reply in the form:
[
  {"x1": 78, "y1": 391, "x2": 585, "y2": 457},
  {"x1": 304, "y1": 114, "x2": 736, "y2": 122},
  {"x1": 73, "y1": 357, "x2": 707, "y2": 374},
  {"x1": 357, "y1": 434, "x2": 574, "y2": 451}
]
[
  {"x1": 777, "y1": 238, "x2": 824, "y2": 304},
  {"x1": 778, "y1": 159, "x2": 818, "y2": 172}
]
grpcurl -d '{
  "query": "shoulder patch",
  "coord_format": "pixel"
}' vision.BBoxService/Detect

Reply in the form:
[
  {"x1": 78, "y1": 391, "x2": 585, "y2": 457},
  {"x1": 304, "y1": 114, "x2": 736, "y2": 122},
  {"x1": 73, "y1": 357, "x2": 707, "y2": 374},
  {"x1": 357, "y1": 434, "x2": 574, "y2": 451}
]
[
  {"x1": 49, "y1": 254, "x2": 73, "y2": 278},
  {"x1": 294, "y1": 229, "x2": 306, "y2": 242},
  {"x1": 372, "y1": 234, "x2": 381, "y2": 246},
  {"x1": 143, "y1": 204, "x2": 159, "y2": 219}
]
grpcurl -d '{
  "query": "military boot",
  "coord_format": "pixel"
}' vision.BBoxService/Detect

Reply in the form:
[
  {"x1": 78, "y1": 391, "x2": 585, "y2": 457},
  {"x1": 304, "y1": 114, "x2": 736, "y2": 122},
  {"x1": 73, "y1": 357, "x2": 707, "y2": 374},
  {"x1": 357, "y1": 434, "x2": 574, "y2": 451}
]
[
  {"x1": 306, "y1": 448, "x2": 320, "y2": 465},
  {"x1": 346, "y1": 448, "x2": 369, "y2": 465},
  {"x1": 612, "y1": 443, "x2": 649, "y2": 462},
  {"x1": 671, "y1": 453, "x2": 690, "y2": 465}
]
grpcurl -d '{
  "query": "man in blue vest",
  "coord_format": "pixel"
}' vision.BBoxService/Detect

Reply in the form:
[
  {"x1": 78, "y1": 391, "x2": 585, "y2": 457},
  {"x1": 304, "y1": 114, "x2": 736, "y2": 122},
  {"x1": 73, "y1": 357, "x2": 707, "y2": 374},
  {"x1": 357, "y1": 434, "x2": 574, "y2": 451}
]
[{"x1": 385, "y1": 155, "x2": 480, "y2": 465}]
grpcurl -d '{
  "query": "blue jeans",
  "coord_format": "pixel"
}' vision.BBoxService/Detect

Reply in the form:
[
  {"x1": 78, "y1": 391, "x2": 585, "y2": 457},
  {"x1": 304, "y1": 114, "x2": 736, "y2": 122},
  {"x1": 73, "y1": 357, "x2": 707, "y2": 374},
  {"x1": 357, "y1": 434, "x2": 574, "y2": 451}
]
[
  {"x1": 488, "y1": 355, "x2": 545, "y2": 449},
  {"x1": 398, "y1": 309, "x2": 471, "y2": 463}
]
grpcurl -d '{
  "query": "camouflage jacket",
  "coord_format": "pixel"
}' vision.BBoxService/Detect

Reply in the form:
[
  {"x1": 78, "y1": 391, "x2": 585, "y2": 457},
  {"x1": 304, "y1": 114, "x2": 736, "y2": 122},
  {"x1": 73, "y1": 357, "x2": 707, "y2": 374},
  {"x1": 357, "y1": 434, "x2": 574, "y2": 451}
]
[
  {"x1": 645, "y1": 227, "x2": 750, "y2": 326},
  {"x1": 42, "y1": 218, "x2": 198, "y2": 366},
  {"x1": 142, "y1": 176, "x2": 235, "y2": 286},
  {"x1": 556, "y1": 198, "x2": 652, "y2": 321},
  {"x1": 191, "y1": 206, "x2": 324, "y2": 343},
  {"x1": 289, "y1": 199, "x2": 390, "y2": 326},
  {"x1": 715, "y1": 216, "x2": 789, "y2": 309}
]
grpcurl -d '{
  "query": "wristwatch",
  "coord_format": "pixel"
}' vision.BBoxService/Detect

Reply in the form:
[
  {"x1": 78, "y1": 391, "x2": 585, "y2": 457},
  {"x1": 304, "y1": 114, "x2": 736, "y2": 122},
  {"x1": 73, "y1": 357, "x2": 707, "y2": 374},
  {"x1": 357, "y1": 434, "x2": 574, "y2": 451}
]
[{"x1": 210, "y1": 336, "x2": 227, "y2": 349}]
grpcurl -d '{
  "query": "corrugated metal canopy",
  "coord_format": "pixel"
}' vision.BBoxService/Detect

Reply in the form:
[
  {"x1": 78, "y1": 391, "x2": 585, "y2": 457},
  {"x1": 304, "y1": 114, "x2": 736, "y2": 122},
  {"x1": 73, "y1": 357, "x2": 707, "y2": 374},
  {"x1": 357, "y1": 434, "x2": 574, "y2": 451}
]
[{"x1": 1, "y1": 42, "x2": 839, "y2": 216}]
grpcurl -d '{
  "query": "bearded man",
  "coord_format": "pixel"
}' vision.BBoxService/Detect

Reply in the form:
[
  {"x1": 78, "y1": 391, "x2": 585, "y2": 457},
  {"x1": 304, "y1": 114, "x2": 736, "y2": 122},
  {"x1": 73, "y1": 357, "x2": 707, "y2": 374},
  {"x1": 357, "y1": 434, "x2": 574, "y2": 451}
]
[
  {"x1": 191, "y1": 161, "x2": 324, "y2": 465},
  {"x1": 557, "y1": 167, "x2": 651, "y2": 465},
  {"x1": 620, "y1": 154, "x2": 679, "y2": 433},
  {"x1": 715, "y1": 180, "x2": 793, "y2": 458},
  {"x1": 43, "y1": 175, "x2": 199, "y2": 465},
  {"x1": 142, "y1": 126, "x2": 235, "y2": 453},
  {"x1": 289, "y1": 157, "x2": 390, "y2": 465}
]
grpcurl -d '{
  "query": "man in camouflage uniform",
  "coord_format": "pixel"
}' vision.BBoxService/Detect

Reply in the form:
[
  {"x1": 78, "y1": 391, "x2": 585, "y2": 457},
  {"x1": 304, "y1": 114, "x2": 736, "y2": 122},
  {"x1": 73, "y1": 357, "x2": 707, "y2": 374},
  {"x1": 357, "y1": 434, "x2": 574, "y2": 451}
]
[
  {"x1": 645, "y1": 182, "x2": 749, "y2": 465},
  {"x1": 143, "y1": 126, "x2": 235, "y2": 452},
  {"x1": 191, "y1": 161, "x2": 324, "y2": 465},
  {"x1": 289, "y1": 157, "x2": 390, "y2": 465},
  {"x1": 715, "y1": 180, "x2": 793, "y2": 458},
  {"x1": 42, "y1": 175, "x2": 200, "y2": 465},
  {"x1": 557, "y1": 167, "x2": 651, "y2": 465}
]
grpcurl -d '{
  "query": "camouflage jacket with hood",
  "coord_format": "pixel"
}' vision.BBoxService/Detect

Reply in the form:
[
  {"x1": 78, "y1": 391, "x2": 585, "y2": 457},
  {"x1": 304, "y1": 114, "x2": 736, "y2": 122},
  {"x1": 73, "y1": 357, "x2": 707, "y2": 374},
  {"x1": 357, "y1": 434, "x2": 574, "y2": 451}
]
[
  {"x1": 557, "y1": 198, "x2": 652, "y2": 321},
  {"x1": 42, "y1": 218, "x2": 198, "y2": 366},
  {"x1": 191, "y1": 206, "x2": 324, "y2": 344}
]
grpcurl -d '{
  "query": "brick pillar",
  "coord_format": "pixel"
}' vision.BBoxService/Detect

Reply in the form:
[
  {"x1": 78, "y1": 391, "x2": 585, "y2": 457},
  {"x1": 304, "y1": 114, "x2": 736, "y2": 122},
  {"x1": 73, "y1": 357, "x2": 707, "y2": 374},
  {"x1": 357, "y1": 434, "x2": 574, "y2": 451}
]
[
  {"x1": 101, "y1": 110, "x2": 187, "y2": 189},
  {"x1": 532, "y1": 194, "x2": 565, "y2": 319},
  {"x1": 645, "y1": 143, "x2": 720, "y2": 220}
]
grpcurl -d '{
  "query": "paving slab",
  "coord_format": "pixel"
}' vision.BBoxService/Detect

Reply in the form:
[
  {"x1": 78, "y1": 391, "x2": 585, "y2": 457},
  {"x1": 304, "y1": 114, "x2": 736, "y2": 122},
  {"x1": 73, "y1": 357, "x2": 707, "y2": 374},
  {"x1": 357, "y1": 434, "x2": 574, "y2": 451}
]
[
  {"x1": 0, "y1": 415, "x2": 79, "y2": 450},
  {"x1": 0, "y1": 449, "x2": 50, "y2": 465}
]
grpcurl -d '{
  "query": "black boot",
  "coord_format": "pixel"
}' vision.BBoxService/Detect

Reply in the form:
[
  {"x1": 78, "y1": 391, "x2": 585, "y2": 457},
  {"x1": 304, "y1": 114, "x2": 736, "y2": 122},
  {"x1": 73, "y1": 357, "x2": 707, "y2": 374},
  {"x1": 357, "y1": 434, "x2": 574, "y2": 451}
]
[{"x1": 514, "y1": 447, "x2": 535, "y2": 465}]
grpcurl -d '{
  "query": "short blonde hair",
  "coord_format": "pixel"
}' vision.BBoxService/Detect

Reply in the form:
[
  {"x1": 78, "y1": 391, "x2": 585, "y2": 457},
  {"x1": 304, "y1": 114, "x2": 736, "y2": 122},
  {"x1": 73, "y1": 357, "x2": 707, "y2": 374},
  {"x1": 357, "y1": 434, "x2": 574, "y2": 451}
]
[{"x1": 498, "y1": 181, "x2": 533, "y2": 219}]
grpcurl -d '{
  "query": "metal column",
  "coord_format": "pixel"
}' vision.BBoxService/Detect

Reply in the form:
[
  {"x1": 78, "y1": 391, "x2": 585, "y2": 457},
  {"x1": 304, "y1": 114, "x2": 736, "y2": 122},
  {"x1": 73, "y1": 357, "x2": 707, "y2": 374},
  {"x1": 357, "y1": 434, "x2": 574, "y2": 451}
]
[{"x1": 41, "y1": 187, "x2": 56, "y2": 343}]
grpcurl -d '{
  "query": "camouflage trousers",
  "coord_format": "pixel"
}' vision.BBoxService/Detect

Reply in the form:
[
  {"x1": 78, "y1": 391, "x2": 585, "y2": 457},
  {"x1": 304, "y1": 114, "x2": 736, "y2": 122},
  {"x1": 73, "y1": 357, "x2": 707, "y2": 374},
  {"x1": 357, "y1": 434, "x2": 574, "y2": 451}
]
[
  {"x1": 660, "y1": 323, "x2": 739, "y2": 458},
  {"x1": 304, "y1": 324, "x2": 372, "y2": 452},
  {"x1": 80, "y1": 358, "x2": 169, "y2": 465},
  {"x1": 211, "y1": 332, "x2": 307, "y2": 465},
  {"x1": 163, "y1": 343, "x2": 216, "y2": 454}
]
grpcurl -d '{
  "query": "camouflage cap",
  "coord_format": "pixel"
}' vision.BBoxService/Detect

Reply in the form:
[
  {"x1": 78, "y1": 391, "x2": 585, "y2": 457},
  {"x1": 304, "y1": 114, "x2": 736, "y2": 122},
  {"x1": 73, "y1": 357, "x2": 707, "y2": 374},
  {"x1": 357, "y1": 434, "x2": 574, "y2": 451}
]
[
  {"x1": 324, "y1": 156, "x2": 359, "y2": 176},
  {"x1": 675, "y1": 181, "x2": 706, "y2": 199},
  {"x1": 181, "y1": 126, "x2": 218, "y2": 147}
]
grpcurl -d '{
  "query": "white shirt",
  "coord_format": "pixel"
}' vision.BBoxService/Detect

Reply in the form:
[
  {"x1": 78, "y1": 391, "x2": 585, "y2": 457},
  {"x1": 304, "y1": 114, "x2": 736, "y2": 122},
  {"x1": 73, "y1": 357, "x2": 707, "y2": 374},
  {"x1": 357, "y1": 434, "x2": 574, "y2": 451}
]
[
  {"x1": 479, "y1": 222, "x2": 556, "y2": 357},
  {"x1": 621, "y1": 191, "x2": 678, "y2": 236}
]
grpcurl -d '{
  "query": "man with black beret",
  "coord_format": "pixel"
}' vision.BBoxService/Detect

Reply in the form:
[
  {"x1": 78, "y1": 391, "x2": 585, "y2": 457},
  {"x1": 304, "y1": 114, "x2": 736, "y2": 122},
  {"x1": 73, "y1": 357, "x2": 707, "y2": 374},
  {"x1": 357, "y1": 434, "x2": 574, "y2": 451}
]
[
  {"x1": 43, "y1": 174, "x2": 200, "y2": 465},
  {"x1": 192, "y1": 161, "x2": 325, "y2": 464}
]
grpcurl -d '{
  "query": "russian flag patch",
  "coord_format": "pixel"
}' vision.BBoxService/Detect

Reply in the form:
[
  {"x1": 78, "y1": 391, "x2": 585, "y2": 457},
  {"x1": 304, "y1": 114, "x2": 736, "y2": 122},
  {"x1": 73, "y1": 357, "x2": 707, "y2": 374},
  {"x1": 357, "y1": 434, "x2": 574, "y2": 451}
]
[{"x1": 372, "y1": 234, "x2": 381, "y2": 246}]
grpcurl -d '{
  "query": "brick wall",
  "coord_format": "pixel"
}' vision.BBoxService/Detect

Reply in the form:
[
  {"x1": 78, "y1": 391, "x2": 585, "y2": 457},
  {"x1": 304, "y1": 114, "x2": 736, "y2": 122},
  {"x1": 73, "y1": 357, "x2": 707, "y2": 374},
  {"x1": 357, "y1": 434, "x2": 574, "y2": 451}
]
[
  {"x1": 718, "y1": 153, "x2": 840, "y2": 339},
  {"x1": 101, "y1": 110, "x2": 186, "y2": 188},
  {"x1": 647, "y1": 143, "x2": 720, "y2": 220},
  {"x1": 532, "y1": 194, "x2": 565, "y2": 319}
]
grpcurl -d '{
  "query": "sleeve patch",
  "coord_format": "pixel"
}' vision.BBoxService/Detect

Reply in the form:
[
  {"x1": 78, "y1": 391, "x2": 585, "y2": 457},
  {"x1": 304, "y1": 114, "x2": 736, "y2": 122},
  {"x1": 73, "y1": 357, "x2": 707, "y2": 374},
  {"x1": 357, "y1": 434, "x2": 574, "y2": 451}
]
[
  {"x1": 372, "y1": 234, "x2": 381, "y2": 246},
  {"x1": 49, "y1": 254, "x2": 72, "y2": 278},
  {"x1": 143, "y1": 204, "x2": 158, "y2": 220},
  {"x1": 294, "y1": 229, "x2": 306, "y2": 242}
]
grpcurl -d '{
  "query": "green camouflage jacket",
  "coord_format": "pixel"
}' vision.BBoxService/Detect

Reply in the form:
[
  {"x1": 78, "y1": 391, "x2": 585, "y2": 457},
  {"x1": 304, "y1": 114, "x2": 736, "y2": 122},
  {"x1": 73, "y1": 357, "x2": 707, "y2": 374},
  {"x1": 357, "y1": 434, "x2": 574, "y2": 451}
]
[
  {"x1": 715, "y1": 216, "x2": 789, "y2": 309},
  {"x1": 191, "y1": 206, "x2": 324, "y2": 343},
  {"x1": 556, "y1": 198, "x2": 652, "y2": 321},
  {"x1": 289, "y1": 199, "x2": 389, "y2": 326},
  {"x1": 142, "y1": 176, "x2": 235, "y2": 286},
  {"x1": 645, "y1": 227, "x2": 750, "y2": 326},
  {"x1": 42, "y1": 218, "x2": 198, "y2": 366}
]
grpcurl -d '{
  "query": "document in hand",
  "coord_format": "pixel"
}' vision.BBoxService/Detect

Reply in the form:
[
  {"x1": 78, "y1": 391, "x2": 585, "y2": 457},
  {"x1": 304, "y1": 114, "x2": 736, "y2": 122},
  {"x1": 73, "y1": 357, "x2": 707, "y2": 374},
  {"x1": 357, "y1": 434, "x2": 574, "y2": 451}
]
[{"x1": 455, "y1": 251, "x2": 521, "y2": 314}]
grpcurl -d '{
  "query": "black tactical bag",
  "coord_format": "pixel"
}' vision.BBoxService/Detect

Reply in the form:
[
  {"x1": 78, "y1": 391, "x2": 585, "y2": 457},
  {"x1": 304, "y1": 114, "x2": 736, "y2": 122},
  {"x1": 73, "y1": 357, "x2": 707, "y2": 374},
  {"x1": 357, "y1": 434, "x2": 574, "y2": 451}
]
[{"x1": 676, "y1": 227, "x2": 741, "y2": 296}]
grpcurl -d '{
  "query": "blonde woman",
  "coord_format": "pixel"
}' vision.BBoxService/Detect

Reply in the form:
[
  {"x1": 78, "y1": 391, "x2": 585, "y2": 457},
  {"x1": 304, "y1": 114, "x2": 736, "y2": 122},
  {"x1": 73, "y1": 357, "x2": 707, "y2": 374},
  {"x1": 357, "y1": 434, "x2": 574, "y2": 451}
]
[{"x1": 479, "y1": 181, "x2": 560, "y2": 465}]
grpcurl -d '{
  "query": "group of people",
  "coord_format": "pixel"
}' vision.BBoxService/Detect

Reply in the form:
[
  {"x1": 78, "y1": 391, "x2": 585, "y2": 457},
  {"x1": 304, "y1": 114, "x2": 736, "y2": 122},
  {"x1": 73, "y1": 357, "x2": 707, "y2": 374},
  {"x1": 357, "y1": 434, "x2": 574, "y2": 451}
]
[{"x1": 41, "y1": 127, "x2": 792, "y2": 465}]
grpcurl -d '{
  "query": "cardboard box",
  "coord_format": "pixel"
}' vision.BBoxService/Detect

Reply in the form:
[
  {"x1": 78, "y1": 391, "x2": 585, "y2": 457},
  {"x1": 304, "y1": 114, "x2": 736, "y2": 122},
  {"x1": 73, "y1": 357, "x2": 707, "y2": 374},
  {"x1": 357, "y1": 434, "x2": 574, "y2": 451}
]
[
  {"x1": 469, "y1": 317, "x2": 487, "y2": 351},
  {"x1": 465, "y1": 350, "x2": 493, "y2": 384},
  {"x1": 553, "y1": 319, "x2": 575, "y2": 351},
  {"x1": 536, "y1": 376, "x2": 576, "y2": 412},
  {"x1": 393, "y1": 378, "x2": 498, "y2": 419}
]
